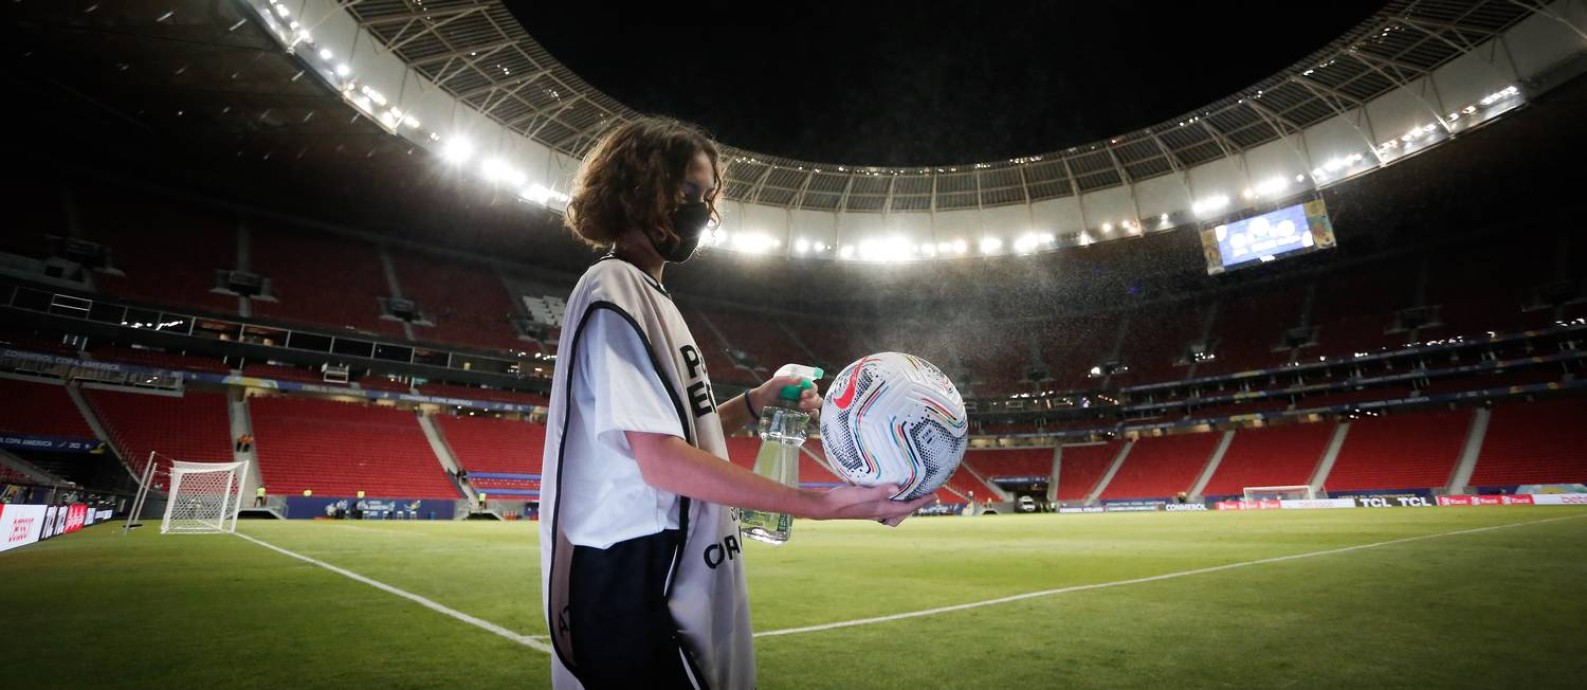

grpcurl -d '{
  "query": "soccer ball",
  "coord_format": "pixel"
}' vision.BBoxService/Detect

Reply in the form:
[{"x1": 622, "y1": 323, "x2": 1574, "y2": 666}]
[{"x1": 819, "y1": 352, "x2": 969, "y2": 500}]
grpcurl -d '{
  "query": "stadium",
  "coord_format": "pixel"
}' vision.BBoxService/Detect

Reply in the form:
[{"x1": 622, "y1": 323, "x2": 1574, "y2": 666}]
[{"x1": 2, "y1": 0, "x2": 1585, "y2": 687}]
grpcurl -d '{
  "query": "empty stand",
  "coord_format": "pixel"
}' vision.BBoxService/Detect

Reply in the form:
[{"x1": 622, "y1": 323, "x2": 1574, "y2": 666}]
[
  {"x1": 965, "y1": 448, "x2": 1052, "y2": 480},
  {"x1": 437, "y1": 414, "x2": 544, "y2": 496},
  {"x1": 1101, "y1": 433, "x2": 1219, "y2": 500},
  {"x1": 1324, "y1": 410, "x2": 1469, "y2": 492},
  {"x1": 86, "y1": 388, "x2": 233, "y2": 464},
  {"x1": 1117, "y1": 300, "x2": 1204, "y2": 385},
  {"x1": 1202, "y1": 424, "x2": 1333, "y2": 496},
  {"x1": 242, "y1": 363, "x2": 342, "y2": 385},
  {"x1": 90, "y1": 345, "x2": 231, "y2": 374},
  {"x1": 391, "y1": 249, "x2": 528, "y2": 353},
  {"x1": 1039, "y1": 315, "x2": 1119, "y2": 391},
  {"x1": 247, "y1": 225, "x2": 403, "y2": 339},
  {"x1": 1469, "y1": 397, "x2": 1587, "y2": 487},
  {"x1": 723, "y1": 436, "x2": 760, "y2": 471},
  {"x1": 693, "y1": 305, "x2": 814, "y2": 382},
  {"x1": 79, "y1": 187, "x2": 238, "y2": 314},
  {"x1": 1056, "y1": 442, "x2": 1119, "y2": 501},
  {"x1": 682, "y1": 307, "x2": 751, "y2": 385},
  {"x1": 1308, "y1": 267, "x2": 1412, "y2": 358},
  {"x1": 1, "y1": 175, "x2": 65, "y2": 258},
  {"x1": 416, "y1": 382, "x2": 547, "y2": 406},
  {"x1": 437, "y1": 414, "x2": 544, "y2": 474},
  {"x1": 1199, "y1": 285, "x2": 1306, "y2": 374},
  {"x1": 0, "y1": 378, "x2": 94, "y2": 438},
  {"x1": 249, "y1": 396, "x2": 457, "y2": 499}
]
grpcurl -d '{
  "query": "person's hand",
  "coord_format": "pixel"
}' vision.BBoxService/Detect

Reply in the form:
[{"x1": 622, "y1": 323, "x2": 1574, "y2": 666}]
[
  {"x1": 751, "y1": 375, "x2": 823, "y2": 421},
  {"x1": 803, "y1": 484, "x2": 935, "y2": 527}
]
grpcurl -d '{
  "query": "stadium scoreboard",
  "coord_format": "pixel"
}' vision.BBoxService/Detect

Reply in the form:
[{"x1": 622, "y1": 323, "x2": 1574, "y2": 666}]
[{"x1": 1199, "y1": 199, "x2": 1335, "y2": 275}]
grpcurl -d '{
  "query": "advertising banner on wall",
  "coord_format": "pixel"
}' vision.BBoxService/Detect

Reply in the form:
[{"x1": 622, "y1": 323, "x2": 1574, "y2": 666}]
[{"x1": 0, "y1": 505, "x2": 48, "y2": 553}]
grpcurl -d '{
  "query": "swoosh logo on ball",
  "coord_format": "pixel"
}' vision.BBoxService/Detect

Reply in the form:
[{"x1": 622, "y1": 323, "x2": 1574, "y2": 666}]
[{"x1": 831, "y1": 359, "x2": 870, "y2": 410}]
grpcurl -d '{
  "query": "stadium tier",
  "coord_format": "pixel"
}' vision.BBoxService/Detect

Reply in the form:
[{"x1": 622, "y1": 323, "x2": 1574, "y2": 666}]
[
  {"x1": 1197, "y1": 286, "x2": 1307, "y2": 375},
  {"x1": 242, "y1": 363, "x2": 338, "y2": 385},
  {"x1": 723, "y1": 436, "x2": 759, "y2": 471},
  {"x1": 89, "y1": 345, "x2": 232, "y2": 374},
  {"x1": 85, "y1": 388, "x2": 233, "y2": 464},
  {"x1": 357, "y1": 377, "x2": 413, "y2": 393},
  {"x1": 964, "y1": 448, "x2": 1052, "y2": 481},
  {"x1": 692, "y1": 305, "x2": 813, "y2": 382},
  {"x1": 1115, "y1": 300, "x2": 1204, "y2": 385},
  {"x1": 246, "y1": 225, "x2": 405, "y2": 340},
  {"x1": 1200, "y1": 424, "x2": 1333, "y2": 497},
  {"x1": 1100, "y1": 433, "x2": 1221, "y2": 501},
  {"x1": 415, "y1": 382, "x2": 547, "y2": 406},
  {"x1": 1468, "y1": 397, "x2": 1587, "y2": 488},
  {"x1": 1038, "y1": 314, "x2": 1118, "y2": 391},
  {"x1": 0, "y1": 377, "x2": 94, "y2": 438},
  {"x1": 1055, "y1": 442, "x2": 1120, "y2": 501},
  {"x1": 78, "y1": 186, "x2": 239, "y2": 316},
  {"x1": 682, "y1": 307, "x2": 751, "y2": 385},
  {"x1": 249, "y1": 396, "x2": 458, "y2": 499},
  {"x1": 390, "y1": 249, "x2": 532, "y2": 353},
  {"x1": 1305, "y1": 266, "x2": 1415, "y2": 359},
  {"x1": 435, "y1": 414, "x2": 545, "y2": 496},
  {"x1": 1323, "y1": 410, "x2": 1470, "y2": 493}
]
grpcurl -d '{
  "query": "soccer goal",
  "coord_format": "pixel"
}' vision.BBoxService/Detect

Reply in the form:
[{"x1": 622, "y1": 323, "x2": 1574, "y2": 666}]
[
  {"x1": 1242, "y1": 485, "x2": 1320, "y2": 501},
  {"x1": 130, "y1": 457, "x2": 248, "y2": 535}
]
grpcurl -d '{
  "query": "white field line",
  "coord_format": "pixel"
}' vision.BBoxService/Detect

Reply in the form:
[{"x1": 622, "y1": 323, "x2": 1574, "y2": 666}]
[
  {"x1": 753, "y1": 513, "x2": 1587, "y2": 639},
  {"x1": 233, "y1": 531, "x2": 551, "y2": 653},
  {"x1": 239, "y1": 514, "x2": 1586, "y2": 650}
]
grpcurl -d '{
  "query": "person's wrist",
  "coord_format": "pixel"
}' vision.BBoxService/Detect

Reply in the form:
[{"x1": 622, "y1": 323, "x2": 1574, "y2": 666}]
[{"x1": 787, "y1": 486, "x2": 819, "y2": 519}]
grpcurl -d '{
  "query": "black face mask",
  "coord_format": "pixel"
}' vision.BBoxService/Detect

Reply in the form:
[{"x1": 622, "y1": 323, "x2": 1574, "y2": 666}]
[{"x1": 656, "y1": 201, "x2": 711, "y2": 263}]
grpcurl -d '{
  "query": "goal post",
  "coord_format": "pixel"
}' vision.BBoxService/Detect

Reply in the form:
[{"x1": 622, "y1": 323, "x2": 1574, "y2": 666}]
[
  {"x1": 1242, "y1": 485, "x2": 1319, "y2": 501},
  {"x1": 161, "y1": 460, "x2": 248, "y2": 534}
]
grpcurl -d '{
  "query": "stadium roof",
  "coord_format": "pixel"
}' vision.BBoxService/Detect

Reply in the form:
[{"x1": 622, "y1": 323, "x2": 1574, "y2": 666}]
[{"x1": 340, "y1": 0, "x2": 1538, "y2": 212}]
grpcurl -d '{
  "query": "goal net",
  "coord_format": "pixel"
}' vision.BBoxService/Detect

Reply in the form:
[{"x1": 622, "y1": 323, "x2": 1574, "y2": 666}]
[
  {"x1": 161, "y1": 460, "x2": 247, "y2": 534},
  {"x1": 1243, "y1": 485, "x2": 1319, "y2": 501}
]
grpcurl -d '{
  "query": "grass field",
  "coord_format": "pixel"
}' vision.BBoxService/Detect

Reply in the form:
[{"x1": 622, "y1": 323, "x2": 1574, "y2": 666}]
[{"x1": 4, "y1": 507, "x2": 1585, "y2": 689}]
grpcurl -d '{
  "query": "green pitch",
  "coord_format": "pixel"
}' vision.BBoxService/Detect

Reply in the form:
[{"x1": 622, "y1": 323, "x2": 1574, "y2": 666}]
[{"x1": 3, "y1": 508, "x2": 1584, "y2": 689}]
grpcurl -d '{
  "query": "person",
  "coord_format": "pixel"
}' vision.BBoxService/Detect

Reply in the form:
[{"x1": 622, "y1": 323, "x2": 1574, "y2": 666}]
[
  {"x1": 539, "y1": 117, "x2": 930, "y2": 690},
  {"x1": 255, "y1": 485, "x2": 266, "y2": 508}
]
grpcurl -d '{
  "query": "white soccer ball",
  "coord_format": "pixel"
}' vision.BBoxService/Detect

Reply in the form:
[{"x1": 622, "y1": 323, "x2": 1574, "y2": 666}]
[{"x1": 819, "y1": 352, "x2": 969, "y2": 500}]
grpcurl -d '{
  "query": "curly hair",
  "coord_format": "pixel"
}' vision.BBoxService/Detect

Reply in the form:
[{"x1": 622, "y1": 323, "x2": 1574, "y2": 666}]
[{"x1": 564, "y1": 117, "x2": 723, "y2": 249}]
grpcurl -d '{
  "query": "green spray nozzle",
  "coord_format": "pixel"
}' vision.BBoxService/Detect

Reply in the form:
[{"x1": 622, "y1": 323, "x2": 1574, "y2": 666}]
[{"x1": 775, "y1": 364, "x2": 824, "y2": 402}]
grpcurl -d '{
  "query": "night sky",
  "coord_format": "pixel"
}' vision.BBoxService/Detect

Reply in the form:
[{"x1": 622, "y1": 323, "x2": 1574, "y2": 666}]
[{"x1": 510, "y1": 1, "x2": 1387, "y2": 166}]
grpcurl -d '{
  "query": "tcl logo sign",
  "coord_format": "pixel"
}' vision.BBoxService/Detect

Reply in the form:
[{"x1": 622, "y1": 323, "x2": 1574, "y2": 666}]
[
  {"x1": 9, "y1": 517, "x2": 34, "y2": 543},
  {"x1": 1355, "y1": 496, "x2": 1434, "y2": 508}
]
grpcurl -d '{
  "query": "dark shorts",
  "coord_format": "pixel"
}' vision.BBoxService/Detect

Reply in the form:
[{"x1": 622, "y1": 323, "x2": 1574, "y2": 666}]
[{"x1": 566, "y1": 528, "x2": 706, "y2": 689}]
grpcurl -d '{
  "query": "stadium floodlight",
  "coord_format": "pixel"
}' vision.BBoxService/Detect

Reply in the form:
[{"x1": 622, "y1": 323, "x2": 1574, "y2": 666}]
[
  {"x1": 441, "y1": 138, "x2": 474, "y2": 165},
  {"x1": 1253, "y1": 176, "x2": 1289, "y2": 197},
  {"x1": 1101, "y1": 222, "x2": 1113, "y2": 234},
  {"x1": 952, "y1": 239, "x2": 968, "y2": 255},
  {"x1": 318, "y1": 48, "x2": 333, "y2": 60},
  {"x1": 335, "y1": 63, "x2": 351, "y2": 77},
  {"x1": 980, "y1": 237, "x2": 1003, "y2": 254},
  {"x1": 361, "y1": 86, "x2": 387, "y2": 106},
  {"x1": 794, "y1": 238, "x2": 810, "y2": 253},
  {"x1": 1192, "y1": 194, "x2": 1230, "y2": 217},
  {"x1": 732, "y1": 231, "x2": 778, "y2": 254},
  {"x1": 1013, "y1": 233, "x2": 1040, "y2": 254},
  {"x1": 1078, "y1": 231, "x2": 1095, "y2": 246},
  {"x1": 274, "y1": 4, "x2": 290, "y2": 18},
  {"x1": 839, "y1": 245, "x2": 855, "y2": 259},
  {"x1": 481, "y1": 158, "x2": 526, "y2": 187}
]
